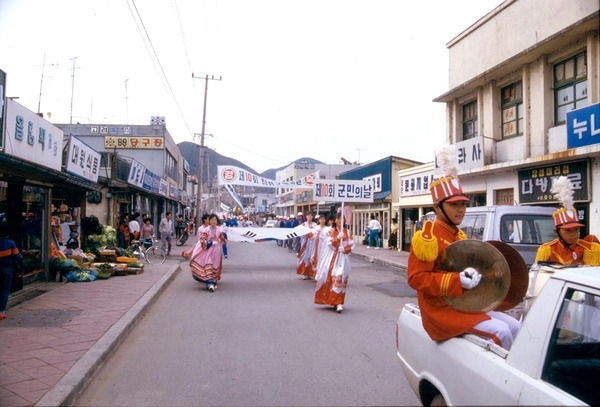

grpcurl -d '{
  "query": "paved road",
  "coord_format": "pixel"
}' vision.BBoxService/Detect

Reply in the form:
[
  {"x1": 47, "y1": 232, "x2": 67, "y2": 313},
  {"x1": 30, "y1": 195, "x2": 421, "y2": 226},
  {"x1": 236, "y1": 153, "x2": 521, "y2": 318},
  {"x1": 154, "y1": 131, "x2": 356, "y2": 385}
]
[{"x1": 75, "y1": 241, "x2": 419, "y2": 406}]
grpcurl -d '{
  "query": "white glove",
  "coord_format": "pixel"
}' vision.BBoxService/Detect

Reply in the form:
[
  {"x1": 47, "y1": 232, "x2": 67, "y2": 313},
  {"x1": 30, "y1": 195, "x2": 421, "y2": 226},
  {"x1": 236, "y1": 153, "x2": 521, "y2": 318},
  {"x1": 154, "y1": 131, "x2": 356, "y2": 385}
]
[
  {"x1": 459, "y1": 267, "x2": 481, "y2": 290},
  {"x1": 337, "y1": 233, "x2": 344, "y2": 240}
]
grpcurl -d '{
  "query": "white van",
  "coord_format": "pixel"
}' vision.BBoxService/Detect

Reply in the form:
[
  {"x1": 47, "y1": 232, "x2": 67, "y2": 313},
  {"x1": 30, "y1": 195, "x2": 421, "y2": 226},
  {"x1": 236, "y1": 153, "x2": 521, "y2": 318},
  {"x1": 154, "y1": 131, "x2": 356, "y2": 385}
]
[{"x1": 458, "y1": 205, "x2": 556, "y2": 266}]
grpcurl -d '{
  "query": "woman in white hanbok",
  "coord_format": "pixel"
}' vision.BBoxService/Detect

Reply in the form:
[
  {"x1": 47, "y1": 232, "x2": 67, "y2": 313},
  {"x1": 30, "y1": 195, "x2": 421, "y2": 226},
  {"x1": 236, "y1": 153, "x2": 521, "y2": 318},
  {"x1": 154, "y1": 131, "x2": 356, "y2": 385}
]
[
  {"x1": 314, "y1": 212, "x2": 355, "y2": 313},
  {"x1": 296, "y1": 212, "x2": 318, "y2": 279}
]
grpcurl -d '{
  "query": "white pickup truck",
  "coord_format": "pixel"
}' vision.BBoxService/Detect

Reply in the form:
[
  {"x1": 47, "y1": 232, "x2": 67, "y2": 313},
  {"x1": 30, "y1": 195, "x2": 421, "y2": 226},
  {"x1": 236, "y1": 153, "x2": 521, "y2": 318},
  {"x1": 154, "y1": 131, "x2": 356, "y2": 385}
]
[
  {"x1": 458, "y1": 205, "x2": 556, "y2": 267},
  {"x1": 396, "y1": 267, "x2": 600, "y2": 406}
]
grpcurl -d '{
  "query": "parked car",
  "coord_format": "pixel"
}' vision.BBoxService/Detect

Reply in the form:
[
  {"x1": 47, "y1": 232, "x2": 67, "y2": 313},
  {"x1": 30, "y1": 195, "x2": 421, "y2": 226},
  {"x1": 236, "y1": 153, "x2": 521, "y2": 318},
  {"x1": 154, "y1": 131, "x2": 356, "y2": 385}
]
[
  {"x1": 265, "y1": 219, "x2": 278, "y2": 228},
  {"x1": 396, "y1": 266, "x2": 600, "y2": 406}
]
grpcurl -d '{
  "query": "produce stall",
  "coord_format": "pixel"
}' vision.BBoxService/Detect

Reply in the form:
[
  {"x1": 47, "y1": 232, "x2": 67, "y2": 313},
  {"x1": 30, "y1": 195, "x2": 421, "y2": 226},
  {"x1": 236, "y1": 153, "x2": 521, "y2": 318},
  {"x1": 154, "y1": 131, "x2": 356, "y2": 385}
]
[{"x1": 50, "y1": 218, "x2": 145, "y2": 282}]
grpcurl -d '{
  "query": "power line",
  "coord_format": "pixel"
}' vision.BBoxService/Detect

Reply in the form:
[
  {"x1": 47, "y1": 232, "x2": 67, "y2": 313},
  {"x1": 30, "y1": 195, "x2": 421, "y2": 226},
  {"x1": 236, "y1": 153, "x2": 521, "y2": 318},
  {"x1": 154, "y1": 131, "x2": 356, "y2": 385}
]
[
  {"x1": 126, "y1": 0, "x2": 193, "y2": 134},
  {"x1": 173, "y1": 0, "x2": 194, "y2": 76}
]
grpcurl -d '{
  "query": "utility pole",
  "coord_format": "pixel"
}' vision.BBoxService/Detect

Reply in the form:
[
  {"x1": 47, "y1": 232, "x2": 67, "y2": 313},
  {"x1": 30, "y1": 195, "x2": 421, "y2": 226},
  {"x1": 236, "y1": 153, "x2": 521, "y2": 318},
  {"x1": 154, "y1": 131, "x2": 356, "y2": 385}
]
[
  {"x1": 69, "y1": 57, "x2": 78, "y2": 124},
  {"x1": 356, "y1": 148, "x2": 366, "y2": 165},
  {"x1": 124, "y1": 79, "x2": 129, "y2": 124},
  {"x1": 192, "y1": 73, "x2": 221, "y2": 227},
  {"x1": 36, "y1": 53, "x2": 58, "y2": 116}
]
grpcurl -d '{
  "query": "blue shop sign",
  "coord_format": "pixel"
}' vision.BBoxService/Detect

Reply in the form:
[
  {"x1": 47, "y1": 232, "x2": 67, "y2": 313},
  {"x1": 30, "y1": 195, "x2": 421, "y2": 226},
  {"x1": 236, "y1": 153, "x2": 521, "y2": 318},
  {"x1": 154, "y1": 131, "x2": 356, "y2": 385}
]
[{"x1": 567, "y1": 103, "x2": 600, "y2": 148}]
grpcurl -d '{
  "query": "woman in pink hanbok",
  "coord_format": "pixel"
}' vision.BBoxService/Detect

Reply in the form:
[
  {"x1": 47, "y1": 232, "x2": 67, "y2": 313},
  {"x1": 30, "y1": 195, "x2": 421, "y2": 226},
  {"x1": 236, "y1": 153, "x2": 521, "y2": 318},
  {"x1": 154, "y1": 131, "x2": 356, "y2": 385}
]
[
  {"x1": 296, "y1": 212, "x2": 318, "y2": 280},
  {"x1": 314, "y1": 212, "x2": 355, "y2": 313},
  {"x1": 188, "y1": 214, "x2": 227, "y2": 292}
]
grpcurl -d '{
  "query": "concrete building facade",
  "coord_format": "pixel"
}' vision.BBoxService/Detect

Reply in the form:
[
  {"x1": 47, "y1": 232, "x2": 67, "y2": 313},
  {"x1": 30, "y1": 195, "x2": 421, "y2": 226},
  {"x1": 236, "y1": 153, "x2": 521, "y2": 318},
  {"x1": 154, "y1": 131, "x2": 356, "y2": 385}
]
[{"x1": 397, "y1": 0, "x2": 599, "y2": 251}]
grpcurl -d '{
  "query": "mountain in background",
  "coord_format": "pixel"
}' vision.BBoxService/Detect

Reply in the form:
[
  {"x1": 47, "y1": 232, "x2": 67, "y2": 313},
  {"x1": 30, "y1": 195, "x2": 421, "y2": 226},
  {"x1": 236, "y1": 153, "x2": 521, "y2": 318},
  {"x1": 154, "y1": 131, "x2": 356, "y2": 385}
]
[{"x1": 178, "y1": 141, "x2": 324, "y2": 187}]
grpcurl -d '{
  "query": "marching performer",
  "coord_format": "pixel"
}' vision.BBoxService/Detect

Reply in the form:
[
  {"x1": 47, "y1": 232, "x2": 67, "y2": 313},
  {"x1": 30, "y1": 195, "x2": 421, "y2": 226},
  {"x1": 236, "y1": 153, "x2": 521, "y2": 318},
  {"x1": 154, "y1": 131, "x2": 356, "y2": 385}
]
[
  {"x1": 296, "y1": 212, "x2": 318, "y2": 280},
  {"x1": 407, "y1": 145, "x2": 520, "y2": 350},
  {"x1": 314, "y1": 212, "x2": 355, "y2": 313},
  {"x1": 535, "y1": 176, "x2": 600, "y2": 266},
  {"x1": 187, "y1": 214, "x2": 227, "y2": 292}
]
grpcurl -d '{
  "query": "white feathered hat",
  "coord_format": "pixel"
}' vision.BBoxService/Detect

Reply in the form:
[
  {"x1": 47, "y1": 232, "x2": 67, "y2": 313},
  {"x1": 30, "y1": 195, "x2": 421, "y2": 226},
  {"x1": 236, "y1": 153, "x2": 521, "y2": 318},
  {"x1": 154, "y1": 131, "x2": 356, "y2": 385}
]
[
  {"x1": 429, "y1": 144, "x2": 470, "y2": 204},
  {"x1": 551, "y1": 176, "x2": 584, "y2": 229}
]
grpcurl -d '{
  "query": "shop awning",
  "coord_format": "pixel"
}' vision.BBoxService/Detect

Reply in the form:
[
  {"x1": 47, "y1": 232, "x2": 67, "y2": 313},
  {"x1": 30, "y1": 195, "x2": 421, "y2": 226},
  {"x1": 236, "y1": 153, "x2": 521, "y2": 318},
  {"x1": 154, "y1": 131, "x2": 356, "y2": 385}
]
[
  {"x1": 374, "y1": 190, "x2": 391, "y2": 200},
  {"x1": 0, "y1": 153, "x2": 100, "y2": 191}
]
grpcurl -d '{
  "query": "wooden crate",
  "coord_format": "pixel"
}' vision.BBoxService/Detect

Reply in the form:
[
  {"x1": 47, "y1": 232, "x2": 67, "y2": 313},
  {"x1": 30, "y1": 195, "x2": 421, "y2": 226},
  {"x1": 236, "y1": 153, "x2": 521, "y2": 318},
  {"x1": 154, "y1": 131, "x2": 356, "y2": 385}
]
[
  {"x1": 126, "y1": 267, "x2": 144, "y2": 275},
  {"x1": 113, "y1": 268, "x2": 129, "y2": 276}
]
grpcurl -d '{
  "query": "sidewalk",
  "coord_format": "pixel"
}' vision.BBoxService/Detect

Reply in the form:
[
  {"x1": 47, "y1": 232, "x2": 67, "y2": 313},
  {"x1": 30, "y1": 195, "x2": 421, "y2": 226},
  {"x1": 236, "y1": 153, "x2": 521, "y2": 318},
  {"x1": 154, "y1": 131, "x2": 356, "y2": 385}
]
[
  {"x1": 0, "y1": 239, "x2": 408, "y2": 407},
  {"x1": 351, "y1": 243, "x2": 409, "y2": 271}
]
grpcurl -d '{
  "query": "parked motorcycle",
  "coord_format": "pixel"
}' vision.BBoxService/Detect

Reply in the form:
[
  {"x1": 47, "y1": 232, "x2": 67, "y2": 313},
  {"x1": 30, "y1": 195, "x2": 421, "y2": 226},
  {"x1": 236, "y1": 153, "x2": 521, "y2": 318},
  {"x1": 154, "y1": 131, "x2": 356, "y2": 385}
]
[{"x1": 176, "y1": 222, "x2": 194, "y2": 246}]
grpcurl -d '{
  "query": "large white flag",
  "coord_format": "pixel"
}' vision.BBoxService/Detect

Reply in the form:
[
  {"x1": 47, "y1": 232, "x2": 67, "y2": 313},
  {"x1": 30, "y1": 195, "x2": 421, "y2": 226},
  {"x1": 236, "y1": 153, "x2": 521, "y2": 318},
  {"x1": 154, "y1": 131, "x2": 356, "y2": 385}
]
[{"x1": 226, "y1": 225, "x2": 314, "y2": 243}]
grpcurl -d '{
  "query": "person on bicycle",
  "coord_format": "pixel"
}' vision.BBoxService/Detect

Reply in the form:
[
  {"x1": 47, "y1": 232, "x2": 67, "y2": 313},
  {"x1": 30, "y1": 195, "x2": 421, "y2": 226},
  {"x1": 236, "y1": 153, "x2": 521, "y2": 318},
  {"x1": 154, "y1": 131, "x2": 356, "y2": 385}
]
[{"x1": 140, "y1": 218, "x2": 155, "y2": 248}]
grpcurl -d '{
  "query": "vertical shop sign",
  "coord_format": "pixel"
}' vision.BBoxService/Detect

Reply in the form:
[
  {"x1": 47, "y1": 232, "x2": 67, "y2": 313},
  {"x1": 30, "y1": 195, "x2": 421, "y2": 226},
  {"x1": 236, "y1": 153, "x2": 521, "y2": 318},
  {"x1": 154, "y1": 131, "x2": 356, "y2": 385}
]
[
  {"x1": 518, "y1": 160, "x2": 589, "y2": 204},
  {"x1": 127, "y1": 159, "x2": 146, "y2": 188},
  {"x1": 65, "y1": 136, "x2": 101, "y2": 182}
]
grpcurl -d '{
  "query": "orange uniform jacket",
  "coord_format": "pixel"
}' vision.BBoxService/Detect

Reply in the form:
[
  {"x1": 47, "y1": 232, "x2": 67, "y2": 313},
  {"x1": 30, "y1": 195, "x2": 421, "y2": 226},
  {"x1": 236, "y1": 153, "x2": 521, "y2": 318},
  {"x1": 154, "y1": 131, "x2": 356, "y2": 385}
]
[
  {"x1": 535, "y1": 236, "x2": 600, "y2": 266},
  {"x1": 407, "y1": 219, "x2": 490, "y2": 341}
]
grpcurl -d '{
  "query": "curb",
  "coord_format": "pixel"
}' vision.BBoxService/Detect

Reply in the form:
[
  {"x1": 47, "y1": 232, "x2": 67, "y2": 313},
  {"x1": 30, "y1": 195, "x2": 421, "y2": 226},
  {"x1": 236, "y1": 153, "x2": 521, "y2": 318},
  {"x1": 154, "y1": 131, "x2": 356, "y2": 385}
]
[
  {"x1": 351, "y1": 252, "x2": 407, "y2": 271},
  {"x1": 35, "y1": 264, "x2": 181, "y2": 407}
]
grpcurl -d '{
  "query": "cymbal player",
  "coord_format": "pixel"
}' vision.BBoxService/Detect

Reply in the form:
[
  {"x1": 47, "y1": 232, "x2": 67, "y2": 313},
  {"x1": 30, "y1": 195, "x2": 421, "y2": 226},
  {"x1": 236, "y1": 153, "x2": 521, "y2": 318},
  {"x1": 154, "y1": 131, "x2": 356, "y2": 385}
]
[{"x1": 406, "y1": 145, "x2": 520, "y2": 350}]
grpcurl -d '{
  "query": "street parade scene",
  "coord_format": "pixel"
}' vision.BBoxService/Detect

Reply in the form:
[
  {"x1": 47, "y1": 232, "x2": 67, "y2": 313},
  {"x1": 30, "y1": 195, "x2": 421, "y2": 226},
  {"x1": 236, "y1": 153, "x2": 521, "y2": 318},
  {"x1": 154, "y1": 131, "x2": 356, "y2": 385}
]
[{"x1": 1, "y1": 0, "x2": 600, "y2": 406}]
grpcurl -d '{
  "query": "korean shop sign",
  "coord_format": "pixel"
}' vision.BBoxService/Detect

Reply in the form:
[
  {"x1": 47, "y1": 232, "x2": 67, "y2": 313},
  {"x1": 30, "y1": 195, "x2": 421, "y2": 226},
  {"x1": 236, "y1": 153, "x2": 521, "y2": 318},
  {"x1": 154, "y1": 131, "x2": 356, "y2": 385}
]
[
  {"x1": 4, "y1": 98, "x2": 62, "y2": 171},
  {"x1": 518, "y1": 160, "x2": 589, "y2": 204},
  {"x1": 65, "y1": 136, "x2": 101, "y2": 182},
  {"x1": 567, "y1": 103, "x2": 600, "y2": 149}
]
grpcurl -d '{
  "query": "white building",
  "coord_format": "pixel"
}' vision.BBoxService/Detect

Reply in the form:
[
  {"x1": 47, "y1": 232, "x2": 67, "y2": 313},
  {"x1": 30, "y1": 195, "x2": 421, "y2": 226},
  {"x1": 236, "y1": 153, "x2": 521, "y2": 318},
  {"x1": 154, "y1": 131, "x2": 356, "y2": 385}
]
[
  {"x1": 275, "y1": 161, "x2": 360, "y2": 217},
  {"x1": 397, "y1": 0, "x2": 599, "y2": 250}
]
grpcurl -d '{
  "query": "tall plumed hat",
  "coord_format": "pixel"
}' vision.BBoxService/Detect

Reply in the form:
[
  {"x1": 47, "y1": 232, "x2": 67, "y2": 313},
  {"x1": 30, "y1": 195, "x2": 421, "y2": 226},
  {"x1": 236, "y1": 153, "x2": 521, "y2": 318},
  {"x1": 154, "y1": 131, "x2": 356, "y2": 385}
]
[
  {"x1": 551, "y1": 176, "x2": 584, "y2": 229},
  {"x1": 430, "y1": 144, "x2": 470, "y2": 204}
]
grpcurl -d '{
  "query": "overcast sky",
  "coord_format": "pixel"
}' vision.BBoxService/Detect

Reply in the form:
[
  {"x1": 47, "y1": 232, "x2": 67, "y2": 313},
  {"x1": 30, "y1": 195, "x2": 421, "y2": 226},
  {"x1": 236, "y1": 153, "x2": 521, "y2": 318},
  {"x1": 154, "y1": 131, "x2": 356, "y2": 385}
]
[{"x1": 0, "y1": 0, "x2": 503, "y2": 173}]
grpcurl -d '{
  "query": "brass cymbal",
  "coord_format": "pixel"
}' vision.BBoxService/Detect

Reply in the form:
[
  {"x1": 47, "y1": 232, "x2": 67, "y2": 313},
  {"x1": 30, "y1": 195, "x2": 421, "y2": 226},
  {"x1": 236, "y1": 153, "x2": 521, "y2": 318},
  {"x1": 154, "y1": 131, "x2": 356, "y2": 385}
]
[
  {"x1": 439, "y1": 240, "x2": 510, "y2": 313},
  {"x1": 486, "y1": 240, "x2": 529, "y2": 311}
]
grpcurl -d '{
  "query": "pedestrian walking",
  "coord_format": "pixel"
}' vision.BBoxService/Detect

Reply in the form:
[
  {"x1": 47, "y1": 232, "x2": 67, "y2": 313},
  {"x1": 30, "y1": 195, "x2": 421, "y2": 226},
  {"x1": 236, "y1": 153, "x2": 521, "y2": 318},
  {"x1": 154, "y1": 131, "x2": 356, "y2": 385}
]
[
  {"x1": 118, "y1": 217, "x2": 131, "y2": 249},
  {"x1": 284, "y1": 216, "x2": 293, "y2": 251},
  {"x1": 0, "y1": 223, "x2": 22, "y2": 321},
  {"x1": 292, "y1": 212, "x2": 304, "y2": 253},
  {"x1": 219, "y1": 216, "x2": 229, "y2": 259},
  {"x1": 159, "y1": 211, "x2": 173, "y2": 256},
  {"x1": 188, "y1": 214, "x2": 227, "y2": 292},
  {"x1": 314, "y1": 211, "x2": 355, "y2": 313},
  {"x1": 367, "y1": 214, "x2": 381, "y2": 249},
  {"x1": 389, "y1": 217, "x2": 398, "y2": 250},
  {"x1": 128, "y1": 212, "x2": 140, "y2": 241}
]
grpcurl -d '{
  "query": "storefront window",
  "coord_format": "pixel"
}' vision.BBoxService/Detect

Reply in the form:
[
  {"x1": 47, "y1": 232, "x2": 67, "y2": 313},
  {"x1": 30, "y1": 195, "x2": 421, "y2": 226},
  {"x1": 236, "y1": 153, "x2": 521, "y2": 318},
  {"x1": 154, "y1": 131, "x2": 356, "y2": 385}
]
[
  {"x1": 51, "y1": 202, "x2": 80, "y2": 249},
  {"x1": 20, "y1": 186, "x2": 45, "y2": 280}
]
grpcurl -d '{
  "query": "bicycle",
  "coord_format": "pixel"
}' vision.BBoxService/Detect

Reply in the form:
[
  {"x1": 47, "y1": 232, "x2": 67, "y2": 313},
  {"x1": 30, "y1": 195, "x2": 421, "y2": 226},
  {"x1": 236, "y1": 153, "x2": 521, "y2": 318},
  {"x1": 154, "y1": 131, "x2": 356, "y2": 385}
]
[{"x1": 130, "y1": 236, "x2": 166, "y2": 264}]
